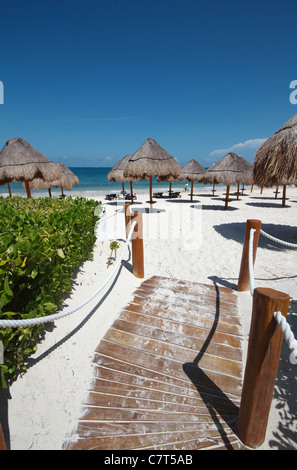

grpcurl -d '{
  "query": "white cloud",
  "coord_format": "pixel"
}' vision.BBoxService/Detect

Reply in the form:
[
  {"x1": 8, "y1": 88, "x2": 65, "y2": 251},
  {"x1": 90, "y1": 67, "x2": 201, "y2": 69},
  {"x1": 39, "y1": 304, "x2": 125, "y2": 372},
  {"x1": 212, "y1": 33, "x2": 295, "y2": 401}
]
[{"x1": 210, "y1": 138, "x2": 267, "y2": 157}]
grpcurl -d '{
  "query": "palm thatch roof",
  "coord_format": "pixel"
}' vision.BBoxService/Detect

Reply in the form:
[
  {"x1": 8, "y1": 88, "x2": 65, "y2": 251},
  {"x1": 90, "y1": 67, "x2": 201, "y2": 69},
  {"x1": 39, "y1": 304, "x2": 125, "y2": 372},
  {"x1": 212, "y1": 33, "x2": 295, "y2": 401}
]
[
  {"x1": 205, "y1": 152, "x2": 253, "y2": 185},
  {"x1": 123, "y1": 138, "x2": 181, "y2": 202},
  {"x1": 0, "y1": 138, "x2": 61, "y2": 197},
  {"x1": 178, "y1": 159, "x2": 206, "y2": 182},
  {"x1": 178, "y1": 159, "x2": 206, "y2": 202},
  {"x1": 124, "y1": 138, "x2": 181, "y2": 181},
  {"x1": 28, "y1": 162, "x2": 79, "y2": 194},
  {"x1": 107, "y1": 154, "x2": 137, "y2": 202},
  {"x1": 107, "y1": 155, "x2": 133, "y2": 183},
  {"x1": 202, "y1": 153, "x2": 253, "y2": 208},
  {"x1": 253, "y1": 113, "x2": 297, "y2": 187}
]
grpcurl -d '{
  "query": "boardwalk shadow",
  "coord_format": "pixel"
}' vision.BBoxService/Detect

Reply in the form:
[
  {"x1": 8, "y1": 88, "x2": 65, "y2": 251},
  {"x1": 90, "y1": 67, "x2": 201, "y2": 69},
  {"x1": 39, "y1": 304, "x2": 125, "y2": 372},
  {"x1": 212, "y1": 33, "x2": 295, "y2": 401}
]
[{"x1": 183, "y1": 283, "x2": 240, "y2": 448}]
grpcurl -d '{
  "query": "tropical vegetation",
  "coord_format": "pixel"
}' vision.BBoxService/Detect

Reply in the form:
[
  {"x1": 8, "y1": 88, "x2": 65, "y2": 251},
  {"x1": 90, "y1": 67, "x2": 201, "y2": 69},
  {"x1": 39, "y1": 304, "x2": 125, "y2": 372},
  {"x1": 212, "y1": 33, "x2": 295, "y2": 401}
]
[{"x1": 0, "y1": 196, "x2": 101, "y2": 387}]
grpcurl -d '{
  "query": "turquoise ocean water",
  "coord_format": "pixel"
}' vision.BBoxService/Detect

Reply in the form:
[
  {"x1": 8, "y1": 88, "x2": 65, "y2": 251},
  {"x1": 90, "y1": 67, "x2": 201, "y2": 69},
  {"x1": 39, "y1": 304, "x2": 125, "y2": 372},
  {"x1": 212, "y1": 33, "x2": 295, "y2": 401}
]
[{"x1": 0, "y1": 167, "x2": 223, "y2": 198}]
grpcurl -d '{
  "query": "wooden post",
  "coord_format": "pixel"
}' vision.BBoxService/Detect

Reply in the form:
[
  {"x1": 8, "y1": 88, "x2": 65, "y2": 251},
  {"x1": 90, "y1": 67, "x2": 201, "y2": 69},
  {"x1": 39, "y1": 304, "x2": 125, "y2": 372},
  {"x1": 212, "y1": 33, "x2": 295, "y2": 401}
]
[
  {"x1": 7, "y1": 183, "x2": 12, "y2": 197},
  {"x1": 237, "y1": 219, "x2": 261, "y2": 291},
  {"x1": 0, "y1": 423, "x2": 7, "y2": 450},
  {"x1": 130, "y1": 181, "x2": 134, "y2": 204},
  {"x1": 190, "y1": 181, "x2": 194, "y2": 202},
  {"x1": 237, "y1": 287, "x2": 290, "y2": 448},
  {"x1": 131, "y1": 211, "x2": 144, "y2": 278},
  {"x1": 24, "y1": 180, "x2": 31, "y2": 198},
  {"x1": 274, "y1": 185, "x2": 279, "y2": 199},
  {"x1": 149, "y1": 177, "x2": 153, "y2": 203},
  {"x1": 124, "y1": 203, "x2": 131, "y2": 239},
  {"x1": 224, "y1": 185, "x2": 230, "y2": 209},
  {"x1": 282, "y1": 184, "x2": 286, "y2": 207}
]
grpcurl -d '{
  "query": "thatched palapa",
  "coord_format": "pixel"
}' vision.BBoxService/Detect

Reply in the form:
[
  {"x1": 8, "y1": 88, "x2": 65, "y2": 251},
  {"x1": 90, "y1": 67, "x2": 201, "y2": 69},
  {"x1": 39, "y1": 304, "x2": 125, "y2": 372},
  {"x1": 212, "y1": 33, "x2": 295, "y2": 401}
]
[
  {"x1": 29, "y1": 162, "x2": 79, "y2": 197},
  {"x1": 253, "y1": 113, "x2": 297, "y2": 206},
  {"x1": 204, "y1": 152, "x2": 253, "y2": 208},
  {"x1": 108, "y1": 154, "x2": 137, "y2": 202},
  {"x1": 123, "y1": 138, "x2": 181, "y2": 202},
  {"x1": 178, "y1": 159, "x2": 206, "y2": 202},
  {"x1": 0, "y1": 138, "x2": 61, "y2": 197}
]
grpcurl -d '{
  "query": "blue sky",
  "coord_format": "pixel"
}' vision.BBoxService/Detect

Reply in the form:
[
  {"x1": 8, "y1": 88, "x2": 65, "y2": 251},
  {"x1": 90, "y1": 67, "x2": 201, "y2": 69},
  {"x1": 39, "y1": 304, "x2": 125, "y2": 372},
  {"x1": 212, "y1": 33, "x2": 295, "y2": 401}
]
[{"x1": 0, "y1": 0, "x2": 297, "y2": 168}]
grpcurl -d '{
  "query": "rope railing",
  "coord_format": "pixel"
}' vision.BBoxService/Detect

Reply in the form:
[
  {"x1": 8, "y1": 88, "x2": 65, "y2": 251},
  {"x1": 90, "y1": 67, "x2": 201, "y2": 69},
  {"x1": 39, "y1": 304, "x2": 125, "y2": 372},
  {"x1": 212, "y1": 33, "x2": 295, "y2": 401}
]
[
  {"x1": 248, "y1": 226, "x2": 297, "y2": 364},
  {"x1": 260, "y1": 228, "x2": 297, "y2": 249},
  {"x1": 0, "y1": 220, "x2": 137, "y2": 329}
]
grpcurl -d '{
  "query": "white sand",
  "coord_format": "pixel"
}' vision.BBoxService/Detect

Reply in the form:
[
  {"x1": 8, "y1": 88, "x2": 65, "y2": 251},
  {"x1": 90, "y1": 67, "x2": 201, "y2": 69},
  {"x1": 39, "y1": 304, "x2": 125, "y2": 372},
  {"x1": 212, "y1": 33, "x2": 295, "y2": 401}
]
[{"x1": 1, "y1": 185, "x2": 297, "y2": 450}]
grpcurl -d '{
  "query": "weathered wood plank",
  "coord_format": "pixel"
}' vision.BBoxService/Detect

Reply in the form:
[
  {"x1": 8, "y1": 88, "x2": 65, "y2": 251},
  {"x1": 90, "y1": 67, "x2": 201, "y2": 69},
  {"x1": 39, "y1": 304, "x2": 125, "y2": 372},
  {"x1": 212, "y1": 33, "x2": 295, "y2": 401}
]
[
  {"x1": 64, "y1": 277, "x2": 245, "y2": 450},
  {"x1": 118, "y1": 309, "x2": 242, "y2": 348},
  {"x1": 124, "y1": 301, "x2": 242, "y2": 336}
]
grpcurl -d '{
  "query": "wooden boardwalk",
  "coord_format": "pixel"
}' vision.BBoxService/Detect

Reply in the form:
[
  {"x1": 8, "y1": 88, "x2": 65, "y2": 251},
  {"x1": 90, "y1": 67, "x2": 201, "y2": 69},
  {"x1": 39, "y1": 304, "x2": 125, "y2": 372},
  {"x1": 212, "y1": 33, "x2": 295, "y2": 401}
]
[{"x1": 65, "y1": 276, "x2": 246, "y2": 450}]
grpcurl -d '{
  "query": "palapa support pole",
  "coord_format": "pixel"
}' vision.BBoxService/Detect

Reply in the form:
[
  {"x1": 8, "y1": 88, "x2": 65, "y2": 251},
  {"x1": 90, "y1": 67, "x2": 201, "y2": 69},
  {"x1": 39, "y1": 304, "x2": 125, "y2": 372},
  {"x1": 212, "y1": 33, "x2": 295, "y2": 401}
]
[
  {"x1": 131, "y1": 211, "x2": 144, "y2": 279},
  {"x1": 190, "y1": 181, "x2": 194, "y2": 202},
  {"x1": 237, "y1": 287, "x2": 290, "y2": 449},
  {"x1": 149, "y1": 176, "x2": 153, "y2": 203},
  {"x1": 274, "y1": 185, "x2": 279, "y2": 199},
  {"x1": 237, "y1": 219, "x2": 261, "y2": 292},
  {"x1": 24, "y1": 180, "x2": 31, "y2": 198},
  {"x1": 124, "y1": 203, "x2": 131, "y2": 239},
  {"x1": 130, "y1": 181, "x2": 134, "y2": 204},
  {"x1": 224, "y1": 185, "x2": 230, "y2": 209},
  {"x1": 7, "y1": 183, "x2": 12, "y2": 197},
  {"x1": 282, "y1": 184, "x2": 286, "y2": 207}
]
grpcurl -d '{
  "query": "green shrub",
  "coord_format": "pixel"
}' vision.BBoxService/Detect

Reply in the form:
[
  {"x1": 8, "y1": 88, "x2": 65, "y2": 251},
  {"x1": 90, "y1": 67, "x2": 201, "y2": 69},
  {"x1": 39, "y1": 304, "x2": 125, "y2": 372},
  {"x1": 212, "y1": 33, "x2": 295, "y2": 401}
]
[{"x1": 0, "y1": 196, "x2": 101, "y2": 387}]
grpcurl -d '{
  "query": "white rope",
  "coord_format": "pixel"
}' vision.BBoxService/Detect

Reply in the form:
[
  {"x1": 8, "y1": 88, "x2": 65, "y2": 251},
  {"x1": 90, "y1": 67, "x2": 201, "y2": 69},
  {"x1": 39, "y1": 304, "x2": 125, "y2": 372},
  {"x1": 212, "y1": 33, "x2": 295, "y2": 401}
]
[
  {"x1": 0, "y1": 221, "x2": 137, "y2": 329},
  {"x1": 248, "y1": 228, "x2": 256, "y2": 296},
  {"x1": 260, "y1": 228, "x2": 297, "y2": 249},
  {"x1": 274, "y1": 311, "x2": 297, "y2": 365},
  {"x1": 248, "y1": 227, "x2": 297, "y2": 365}
]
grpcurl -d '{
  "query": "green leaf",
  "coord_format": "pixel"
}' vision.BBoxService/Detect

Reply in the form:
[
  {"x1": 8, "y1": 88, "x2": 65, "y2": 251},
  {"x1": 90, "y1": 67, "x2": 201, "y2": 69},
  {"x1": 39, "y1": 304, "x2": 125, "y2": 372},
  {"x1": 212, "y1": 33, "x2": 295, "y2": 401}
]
[
  {"x1": 30, "y1": 268, "x2": 38, "y2": 279},
  {"x1": 4, "y1": 276, "x2": 13, "y2": 297},
  {"x1": 57, "y1": 249, "x2": 65, "y2": 258}
]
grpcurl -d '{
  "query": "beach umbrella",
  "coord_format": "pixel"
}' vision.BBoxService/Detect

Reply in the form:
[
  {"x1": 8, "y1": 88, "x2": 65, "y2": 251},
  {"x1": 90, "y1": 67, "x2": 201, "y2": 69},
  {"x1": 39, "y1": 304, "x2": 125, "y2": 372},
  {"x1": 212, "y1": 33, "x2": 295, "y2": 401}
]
[
  {"x1": 123, "y1": 138, "x2": 181, "y2": 203},
  {"x1": 204, "y1": 152, "x2": 253, "y2": 209},
  {"x1": 0, "y1": 138, "x2": 61, "y2": 198},
  {"x1": 253, "y1": 113, "x2": 297, "y2": 207},
  {"x1": 178, "y1": 159, "x2": 206, "y2": 202},
  {"x1": 28, "y1": 161, "x2": 79, "y2": 197},
  {"x1": 201, "y1": 161, "x2": 221, "y2": 196},
  {"x1": 107, "y1": 154, "x2": 137, "y2": 202}
]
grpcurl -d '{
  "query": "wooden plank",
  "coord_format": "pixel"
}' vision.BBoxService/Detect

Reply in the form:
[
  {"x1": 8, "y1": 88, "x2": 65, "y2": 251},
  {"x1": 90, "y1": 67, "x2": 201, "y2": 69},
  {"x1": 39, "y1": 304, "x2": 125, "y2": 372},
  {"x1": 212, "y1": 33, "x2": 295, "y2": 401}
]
[
  {"x1": 67, "y1": 425, "x2": 236, "y2": 450},
  {"x1": 64, "y1": 276, "x2": 245, "y2": 450},
  {"x1": 111, "y1": 317, "x2": 242, "y2": 359},
  {"x1": 118, "y1": 308, "x2": 241, "y2": 348},
  {"x1": 95, "y1": 344, "x2": 242, "y2": 400},
  {"x1": 104, "y1": 327, "x2": 242, "y2": 377},
  {"x1": 125, "y1": 301, "x2": 242, "y2": 336},
  {"x1": 132, "y1": 289, "x2": 241, "y2": 322}
]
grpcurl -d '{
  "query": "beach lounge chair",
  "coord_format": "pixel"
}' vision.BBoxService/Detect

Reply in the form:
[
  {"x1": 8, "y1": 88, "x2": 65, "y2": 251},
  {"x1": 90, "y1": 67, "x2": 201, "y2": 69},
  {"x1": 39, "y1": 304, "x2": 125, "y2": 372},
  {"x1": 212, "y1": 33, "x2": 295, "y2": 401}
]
[
  {"x1": 168, "y1": 191, "x2": 181, "y2": 198},
  {"x1": 153, "y1": 192, "x2": 164, "y2": 198},
  {"x1": 105, "y1": 193, "x2": 118, "y2": 201},
  {"x1": 125, "y1": 193, "x2": 137, "y2": 200}
]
